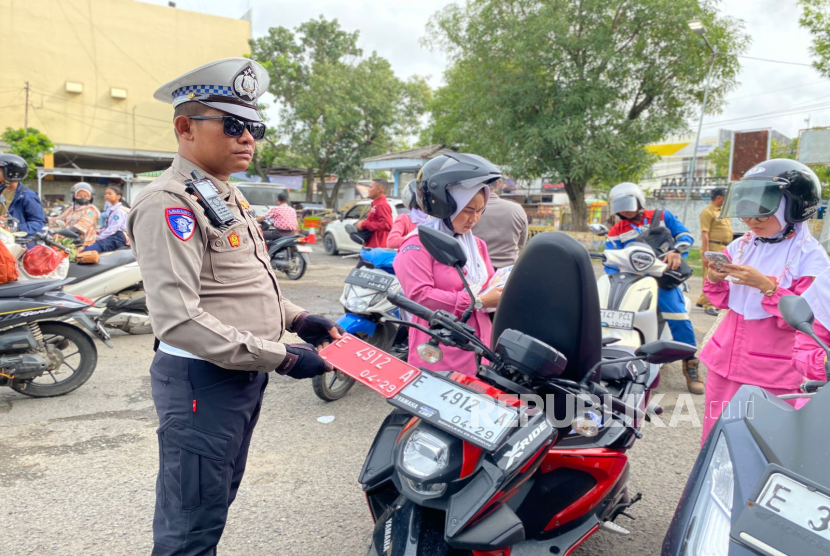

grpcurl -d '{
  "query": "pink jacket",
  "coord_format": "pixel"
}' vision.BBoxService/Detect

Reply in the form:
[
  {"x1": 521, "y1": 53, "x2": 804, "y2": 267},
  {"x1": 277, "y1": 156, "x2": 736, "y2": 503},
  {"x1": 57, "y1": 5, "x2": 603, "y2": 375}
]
[
  {"x1": 393, "y1": 234, "x2": 495, "y2": 376},
  {"x1": 793, "y1": 321, "x2": 830, "y2": 382},
  {"x1": 700, "y1": 275, "x2": 814, "y2": 390},
  {"x1": 387, "y1": 214, "x2": 416, "y2": 249}
]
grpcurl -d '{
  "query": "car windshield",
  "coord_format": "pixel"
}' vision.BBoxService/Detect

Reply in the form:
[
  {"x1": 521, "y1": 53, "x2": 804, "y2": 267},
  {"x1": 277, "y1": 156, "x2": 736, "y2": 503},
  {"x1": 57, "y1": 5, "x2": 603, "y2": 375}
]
[{"x1": 236, "y1": 186, "x2": 287, "y2": 206}]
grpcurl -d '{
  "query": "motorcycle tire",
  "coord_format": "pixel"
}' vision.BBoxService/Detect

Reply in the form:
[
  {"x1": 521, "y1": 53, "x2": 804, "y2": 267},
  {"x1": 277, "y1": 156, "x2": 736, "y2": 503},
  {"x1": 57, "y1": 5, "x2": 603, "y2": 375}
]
[
  {"x1": 283, "y1": 251, "x2": 307, "y2": 281},
  {"x1": 312, "y1": 324, "x2": 396, "y2": 402},
  {"x1": 11, "y1": 322, "x2": 98, "y2": 398}
]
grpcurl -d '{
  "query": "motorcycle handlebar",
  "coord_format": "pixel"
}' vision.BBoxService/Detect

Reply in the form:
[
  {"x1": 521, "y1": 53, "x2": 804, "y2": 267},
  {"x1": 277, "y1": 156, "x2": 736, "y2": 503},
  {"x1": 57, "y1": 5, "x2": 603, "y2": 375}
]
[
  {"x1": 801, "y1": 380, "x2": 827, "y2": 393},
  {"x1": 387, "y1": 291, "x2": 436, "y2": 322}
]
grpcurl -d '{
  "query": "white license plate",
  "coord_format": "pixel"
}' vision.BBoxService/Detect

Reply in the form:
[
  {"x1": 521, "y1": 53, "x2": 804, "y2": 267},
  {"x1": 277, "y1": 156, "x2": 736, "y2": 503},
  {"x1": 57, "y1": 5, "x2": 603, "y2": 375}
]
[
  {"x1": 756, "y1": 473, "x2": 830, "y2": 544},
  {"x1": 601, "y1": 309, "x2": 634, "y2": 330},
  {"x1": 296, "y1": 246, "x2": 313, "y2": 253},
  {"x1": 390, "y1": 372, "x2": 519, "y2": 451}
]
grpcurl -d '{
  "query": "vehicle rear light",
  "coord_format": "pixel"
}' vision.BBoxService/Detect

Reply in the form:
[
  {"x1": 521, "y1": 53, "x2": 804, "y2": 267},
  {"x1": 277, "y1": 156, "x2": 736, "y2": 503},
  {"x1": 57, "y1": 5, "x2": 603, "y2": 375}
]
[{"x1": 73, "y1": 295, "x2": 94, "y2": 307}]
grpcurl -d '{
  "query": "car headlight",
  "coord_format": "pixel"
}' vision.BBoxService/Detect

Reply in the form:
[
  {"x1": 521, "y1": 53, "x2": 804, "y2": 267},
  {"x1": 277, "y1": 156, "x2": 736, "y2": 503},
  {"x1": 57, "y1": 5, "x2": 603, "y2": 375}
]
[
  {"x1": 686, "y1": 433, "x2": 734, "y2": 556},
  {"x1": 345, "y1": 295, "x2": 370, "y2": 313},
  {"x1": 401, "y1": 430, "x2": 449, "y2": 479}
]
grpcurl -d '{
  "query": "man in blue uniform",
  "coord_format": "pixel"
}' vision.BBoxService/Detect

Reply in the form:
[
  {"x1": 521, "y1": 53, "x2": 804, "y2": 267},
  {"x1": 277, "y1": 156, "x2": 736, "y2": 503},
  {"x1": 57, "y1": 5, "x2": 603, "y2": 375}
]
[
  {"x1": 0, "y1": 154, "x2": 46, "y2": 235},
  {"x1": 606, "y1": 182, "x2": 703, "y2": 394}
]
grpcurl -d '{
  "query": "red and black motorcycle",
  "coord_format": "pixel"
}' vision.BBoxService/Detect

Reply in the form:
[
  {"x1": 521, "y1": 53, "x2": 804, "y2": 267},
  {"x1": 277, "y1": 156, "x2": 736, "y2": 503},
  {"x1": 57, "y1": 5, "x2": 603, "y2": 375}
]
[{"x1": 326, "y1": 228, "x2": 695, "y2": 556}]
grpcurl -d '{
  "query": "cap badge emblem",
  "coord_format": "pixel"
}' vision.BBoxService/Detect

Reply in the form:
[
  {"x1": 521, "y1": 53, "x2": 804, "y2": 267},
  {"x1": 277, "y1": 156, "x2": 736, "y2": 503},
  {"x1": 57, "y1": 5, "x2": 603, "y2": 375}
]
[{"x1": 233, "y1": 65, "x2": 258, "y2": 102}]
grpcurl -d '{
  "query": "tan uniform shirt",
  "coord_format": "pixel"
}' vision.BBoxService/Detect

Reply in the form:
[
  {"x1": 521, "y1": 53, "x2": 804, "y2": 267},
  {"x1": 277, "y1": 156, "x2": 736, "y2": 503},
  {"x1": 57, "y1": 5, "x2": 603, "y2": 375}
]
[
  {"x1": 473, "y1": 193, "x2": 529, "y2": 269},
  {"x1": 126, "y1": 155, "x2": 305, "y2": 371},
  {"x1": 699, "y1": 203, "x2": 733, "y2": 246}
]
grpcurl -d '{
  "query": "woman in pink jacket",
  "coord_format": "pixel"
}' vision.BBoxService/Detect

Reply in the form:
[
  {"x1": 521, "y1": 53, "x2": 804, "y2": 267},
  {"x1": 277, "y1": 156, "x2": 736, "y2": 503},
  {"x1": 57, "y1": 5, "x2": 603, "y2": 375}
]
[
  {"x1": 700, "y1": 159, "x2": 828, "y2": 443},
  {"x1": 387, "y1": 180, "x2": 432, "y2": 249},
  {"x1": 792, "y1": 268, "x2": 830, "y2": 385},
  {"x1": 394, "y1": 154, "x2": 503, "y2": 376}
]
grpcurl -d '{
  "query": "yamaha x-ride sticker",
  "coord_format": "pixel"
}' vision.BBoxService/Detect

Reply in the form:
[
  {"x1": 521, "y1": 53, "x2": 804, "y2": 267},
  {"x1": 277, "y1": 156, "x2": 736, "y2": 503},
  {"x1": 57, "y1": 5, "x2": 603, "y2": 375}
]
[{"x1": 166, "y1": 207, "x2": 197, "y2": 241}]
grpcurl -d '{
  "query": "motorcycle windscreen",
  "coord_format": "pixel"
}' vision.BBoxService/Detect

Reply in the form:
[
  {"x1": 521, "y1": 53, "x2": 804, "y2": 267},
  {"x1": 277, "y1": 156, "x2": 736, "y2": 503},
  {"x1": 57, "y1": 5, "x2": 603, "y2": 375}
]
[
  {"x1": 610, "y1": 195, "x2": 638, "y2": 215},
  {"x1": 720, "y1": 181, "x2": 783, "y2": 220}
]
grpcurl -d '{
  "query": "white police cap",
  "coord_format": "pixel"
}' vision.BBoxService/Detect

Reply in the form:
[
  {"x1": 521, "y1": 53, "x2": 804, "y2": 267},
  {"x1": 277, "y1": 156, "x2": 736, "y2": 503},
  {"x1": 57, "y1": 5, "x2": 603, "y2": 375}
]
[{"x1": 153, "y1": 57, "x2": 270, "y2": 123}]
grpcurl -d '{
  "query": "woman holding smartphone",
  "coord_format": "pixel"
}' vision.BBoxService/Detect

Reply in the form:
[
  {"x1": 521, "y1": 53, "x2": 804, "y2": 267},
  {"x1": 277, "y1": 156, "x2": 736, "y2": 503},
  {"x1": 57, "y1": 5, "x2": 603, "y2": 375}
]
[{"x1": 699, "y1": 159, "x2": 829, "y2": 444}]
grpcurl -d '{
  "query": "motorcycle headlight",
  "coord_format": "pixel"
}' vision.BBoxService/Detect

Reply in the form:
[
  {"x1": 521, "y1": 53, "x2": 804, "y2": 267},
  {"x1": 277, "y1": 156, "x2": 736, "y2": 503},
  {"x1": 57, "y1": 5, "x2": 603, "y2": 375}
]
[
  {"x1": 685, "y1": 433, "x2": 735, "y2": 556},
  {"x1": 345, "y1": 295, "x2": 370, "y2": 314},
  {"x1": 401, "y1": 475, "x2": 447, "y2": 497},
  {"x1": 401, "y1": 430, "x2": 449, "y2": 479}
]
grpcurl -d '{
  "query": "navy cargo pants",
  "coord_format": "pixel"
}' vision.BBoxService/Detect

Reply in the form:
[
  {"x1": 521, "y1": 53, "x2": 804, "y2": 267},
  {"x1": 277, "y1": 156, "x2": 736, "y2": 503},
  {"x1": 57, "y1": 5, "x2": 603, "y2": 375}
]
[{"x1": 149, "y1": 352, "x2": 268, "y2": 556}]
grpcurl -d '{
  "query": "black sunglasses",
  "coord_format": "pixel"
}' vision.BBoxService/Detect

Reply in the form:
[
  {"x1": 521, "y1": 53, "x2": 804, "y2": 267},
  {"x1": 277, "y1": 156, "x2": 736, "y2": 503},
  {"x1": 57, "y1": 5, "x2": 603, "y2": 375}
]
[{"x1": 188, "y1": 116, "x2": 266, "y2": 141}]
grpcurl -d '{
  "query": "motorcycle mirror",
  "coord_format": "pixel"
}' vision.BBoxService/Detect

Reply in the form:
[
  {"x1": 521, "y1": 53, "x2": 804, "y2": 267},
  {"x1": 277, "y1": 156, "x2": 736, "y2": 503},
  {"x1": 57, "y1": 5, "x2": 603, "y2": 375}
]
[
  {"x1": 418, "y1": 225, "x2": 467, "y2": 268},
  {"x1": 635, "y1": 340, "x2": 697, "y2": 364},
  {"x1": 588, "y1": 224, "x2": 609, "y2": 236},
  {"x1": 779, "y1": 296, "x2": 816, "y2": 334}
]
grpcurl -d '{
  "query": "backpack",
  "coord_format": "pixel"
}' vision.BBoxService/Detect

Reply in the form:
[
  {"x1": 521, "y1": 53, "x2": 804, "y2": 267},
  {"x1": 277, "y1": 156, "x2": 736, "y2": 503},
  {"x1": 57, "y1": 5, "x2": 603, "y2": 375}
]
[{"x1": 634, "y1": 209, "x2": 692, "y2": 289}]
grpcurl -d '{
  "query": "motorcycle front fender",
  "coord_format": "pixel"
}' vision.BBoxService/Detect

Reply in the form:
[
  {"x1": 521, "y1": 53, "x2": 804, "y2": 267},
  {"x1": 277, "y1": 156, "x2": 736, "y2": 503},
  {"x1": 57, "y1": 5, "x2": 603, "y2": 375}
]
[
  {"x1": 337, "y1": 312, "x2": 377, "y2": 336},
  {"x1": 368, "y1": 497, "x2": 453, "y2": 556}
]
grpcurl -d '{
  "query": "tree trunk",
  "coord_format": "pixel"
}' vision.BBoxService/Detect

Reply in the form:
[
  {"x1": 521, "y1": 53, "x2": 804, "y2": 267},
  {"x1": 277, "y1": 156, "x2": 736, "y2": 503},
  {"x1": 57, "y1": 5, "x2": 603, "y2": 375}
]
[
  {"x1": 305, "y1": 167, "x2": 315, "y2": 203},
  {"x1": 564, "y1": 181, "x2": 589, "y2": 231}
]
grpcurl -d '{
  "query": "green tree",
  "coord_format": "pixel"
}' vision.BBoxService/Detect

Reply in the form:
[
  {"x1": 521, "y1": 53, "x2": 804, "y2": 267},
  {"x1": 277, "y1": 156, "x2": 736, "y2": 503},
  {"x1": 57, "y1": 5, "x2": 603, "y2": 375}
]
[
  {"x1": 423, "y1": 0, "x2": 748, "y2": 229},
  {"x1": 250, "y1": 17, "x2": 431, "y2": 208},
  {"x1": 1, "y1": 127, "x2": 54, "y2": 176},
  {"x1": 707, "y1": 140, "x2": 731, "y2": 177},
  {"x1": 800, "y1": 0, "x2": 830, "y2": 77}
]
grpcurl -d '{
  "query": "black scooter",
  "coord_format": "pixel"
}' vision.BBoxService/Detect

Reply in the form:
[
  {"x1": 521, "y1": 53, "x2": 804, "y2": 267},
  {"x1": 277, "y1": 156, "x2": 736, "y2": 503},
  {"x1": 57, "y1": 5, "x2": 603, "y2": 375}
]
[
  {"x1": 261, "y1": 221, "x2": 311, "y2": 281},
  {"x1": 0, "y1": 278, "x2": 112, "y2": 398},
  {"x1": 663, "y1": 295, "x2": 830, "y2": 556}
]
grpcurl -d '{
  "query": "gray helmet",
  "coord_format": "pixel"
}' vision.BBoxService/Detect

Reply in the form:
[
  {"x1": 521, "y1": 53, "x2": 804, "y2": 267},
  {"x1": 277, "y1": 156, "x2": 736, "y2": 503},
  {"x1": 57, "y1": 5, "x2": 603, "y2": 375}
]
[
  {"x1": 609, "y1": 182, "x2": 646, "y2": 215},
  {"x1": 71, "y1": 182, "x2": 94, "y2": 198}
]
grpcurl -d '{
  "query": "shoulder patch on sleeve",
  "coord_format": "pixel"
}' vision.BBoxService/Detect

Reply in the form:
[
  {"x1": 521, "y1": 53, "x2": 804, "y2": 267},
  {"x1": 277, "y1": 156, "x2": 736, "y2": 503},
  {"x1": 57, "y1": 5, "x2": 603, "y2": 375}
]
[
  {"x1": 401, "y1": 244, "x2": 421, "y2": 253},
  {"x1": 165, "y1": 207, "x2": 197, "y2": 241}
]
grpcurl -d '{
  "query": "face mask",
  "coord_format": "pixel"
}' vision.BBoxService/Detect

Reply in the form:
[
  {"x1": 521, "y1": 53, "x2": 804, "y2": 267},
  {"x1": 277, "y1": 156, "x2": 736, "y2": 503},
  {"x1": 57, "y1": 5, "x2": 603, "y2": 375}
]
[{"x1": 75, "y1": 198, "x2": 91, "y2": 206}]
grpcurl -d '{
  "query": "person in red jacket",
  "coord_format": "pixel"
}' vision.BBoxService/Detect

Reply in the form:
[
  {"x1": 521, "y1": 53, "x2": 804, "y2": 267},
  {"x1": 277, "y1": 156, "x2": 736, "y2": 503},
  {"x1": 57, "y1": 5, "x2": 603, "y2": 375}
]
[{"x1": 355, "y1": 178, "x2": 393, "y2": 248}]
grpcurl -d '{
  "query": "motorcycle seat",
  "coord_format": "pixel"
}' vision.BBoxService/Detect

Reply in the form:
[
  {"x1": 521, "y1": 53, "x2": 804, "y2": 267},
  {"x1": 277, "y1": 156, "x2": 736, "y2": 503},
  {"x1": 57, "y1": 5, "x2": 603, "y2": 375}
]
[
  {"x1": 267, "y1": 235, "x2": 301, "y2": 252},
  {"x1": 0, "y1": 278, "x2": 74, "y2": 298},
  {"x1": 66, "y1": 249, "x2": 136, "y2": 282},
  {"x1": 600, "y1": 346, "x2": 647, "y2": 382}
]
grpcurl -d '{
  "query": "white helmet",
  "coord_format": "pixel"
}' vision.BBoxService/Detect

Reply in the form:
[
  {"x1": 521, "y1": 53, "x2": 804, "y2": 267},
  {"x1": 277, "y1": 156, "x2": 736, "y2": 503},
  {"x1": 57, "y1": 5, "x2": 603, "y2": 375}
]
[
  {"x1": 608, "y1": 182, "x2": 645, "y2": 215},
  {"x1": 402, "y1": 179, "x2": 418, "y2": 211},
  {"x1": 71, "y1": 182, "x2": 94, "y2": 198}
]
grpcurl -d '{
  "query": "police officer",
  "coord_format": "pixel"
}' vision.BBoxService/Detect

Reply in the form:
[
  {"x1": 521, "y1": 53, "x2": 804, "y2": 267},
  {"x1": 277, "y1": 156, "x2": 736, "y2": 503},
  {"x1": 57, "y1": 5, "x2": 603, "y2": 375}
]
[
  {"x1": 696, "y1": 187, "x2": 732, "y2": 316},
  {"x1": 126, "y1": 58, "x2": 343, "y2": 556}
]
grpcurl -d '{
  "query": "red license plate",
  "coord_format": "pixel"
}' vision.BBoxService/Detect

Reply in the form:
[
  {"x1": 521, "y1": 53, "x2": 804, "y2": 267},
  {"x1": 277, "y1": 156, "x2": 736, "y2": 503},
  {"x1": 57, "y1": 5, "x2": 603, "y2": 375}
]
[{"x1": 319, "y1": 334, "x2": 421, "y2": 398}]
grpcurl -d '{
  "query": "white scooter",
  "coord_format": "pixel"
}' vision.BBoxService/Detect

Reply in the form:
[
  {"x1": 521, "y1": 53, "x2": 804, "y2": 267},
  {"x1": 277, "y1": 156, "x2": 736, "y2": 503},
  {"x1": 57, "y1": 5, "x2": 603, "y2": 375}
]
[
  {"x1": 588, "y1": 224, "x2": 692, "y2": 348},
  {"x1": 11, "y1": 226, "x2": 151, "y2": 335}
]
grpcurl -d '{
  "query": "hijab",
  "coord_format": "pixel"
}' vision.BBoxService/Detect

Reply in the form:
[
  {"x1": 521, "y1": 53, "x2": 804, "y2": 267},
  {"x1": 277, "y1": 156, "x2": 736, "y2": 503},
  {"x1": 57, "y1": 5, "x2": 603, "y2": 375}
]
[
  {"x1": 726, "y1": 198, "x2": 829, "y2": 320},
  {"x1": 415, "y1": 184, "x2": 491, "y2": 294}
]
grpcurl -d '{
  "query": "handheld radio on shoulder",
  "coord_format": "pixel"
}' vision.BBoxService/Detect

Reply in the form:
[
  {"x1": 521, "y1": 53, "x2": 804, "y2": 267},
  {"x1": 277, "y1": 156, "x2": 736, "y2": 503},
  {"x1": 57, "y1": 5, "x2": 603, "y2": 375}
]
[{"x1": 184, "y1": 171, "x2": 236, "y2": 228}]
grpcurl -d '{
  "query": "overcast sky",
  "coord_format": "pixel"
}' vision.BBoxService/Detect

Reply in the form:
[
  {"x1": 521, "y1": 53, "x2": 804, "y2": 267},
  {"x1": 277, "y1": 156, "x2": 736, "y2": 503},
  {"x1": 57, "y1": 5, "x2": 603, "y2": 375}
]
[{"x1": 142, "y1": 0, "x2": 830, "y2": 141}]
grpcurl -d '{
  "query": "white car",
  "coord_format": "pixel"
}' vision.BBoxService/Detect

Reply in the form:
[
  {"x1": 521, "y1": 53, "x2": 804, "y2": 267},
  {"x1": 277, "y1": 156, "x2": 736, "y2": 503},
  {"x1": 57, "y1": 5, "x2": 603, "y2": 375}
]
[
  {"x1": 236, "y1": 185, "x2": 289, "y2": 218},
  {"x1": 323, "y1": 198, "x2": 406, "y2": 255}
]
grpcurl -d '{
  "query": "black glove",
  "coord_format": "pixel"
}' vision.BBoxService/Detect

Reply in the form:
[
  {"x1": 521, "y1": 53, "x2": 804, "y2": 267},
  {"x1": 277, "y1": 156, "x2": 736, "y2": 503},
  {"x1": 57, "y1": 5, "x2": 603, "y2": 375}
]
[
  {"x1": 293, "y1": 312, "x2": 345, "y2": 348},
  {"x1": 276, "y1": 343, "x2": 333, "y2": 379}
]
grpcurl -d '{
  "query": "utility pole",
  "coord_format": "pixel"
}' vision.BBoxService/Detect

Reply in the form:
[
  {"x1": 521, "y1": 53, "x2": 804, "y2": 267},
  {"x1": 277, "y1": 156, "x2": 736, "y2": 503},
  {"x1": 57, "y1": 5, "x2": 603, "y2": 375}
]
[
  {"x1": 805, "y1": 114, "x2": 812, "y2": 129},
  {"x1": 24, "y1": 81, "x2": 30, "y2": 134}
]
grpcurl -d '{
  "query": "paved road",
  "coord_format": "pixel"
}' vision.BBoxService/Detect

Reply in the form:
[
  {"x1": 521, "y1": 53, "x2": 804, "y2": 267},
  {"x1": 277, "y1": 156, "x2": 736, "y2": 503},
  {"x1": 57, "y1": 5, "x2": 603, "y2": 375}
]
[{"x1": 0, "y1": 248, "x2": 718, "y2": 556}]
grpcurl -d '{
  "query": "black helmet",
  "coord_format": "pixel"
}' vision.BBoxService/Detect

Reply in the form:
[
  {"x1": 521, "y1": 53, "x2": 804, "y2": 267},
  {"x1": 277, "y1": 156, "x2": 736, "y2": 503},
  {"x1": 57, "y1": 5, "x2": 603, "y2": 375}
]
[
  {"x1": 0, "y1": 154, "x2": 28, "y2": 182},
  {"x1": 415, "y1": 153, "x2": 501, "y2": 219},
  {"x1": 721, "y1": 159, "x2": 821, "y2": 224}
]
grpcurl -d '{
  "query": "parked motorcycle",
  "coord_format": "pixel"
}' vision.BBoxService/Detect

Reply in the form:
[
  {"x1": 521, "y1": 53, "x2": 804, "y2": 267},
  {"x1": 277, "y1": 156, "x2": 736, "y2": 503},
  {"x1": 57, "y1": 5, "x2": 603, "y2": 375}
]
[
  {"x1": 266, "y1": 234, "x2": 311, "y2": 280},
  {"x1": 313, "y1": 246, "x2": 408, "y2": 402},
  {"x1": 332, "y1": 229, "x2": 694, "y2": 555},
  {"x1": 589, "y1": 224, "x2": 692, "y2": 348},
  {"x1": 18, "y1": 227, "x2": 151, "y2": 335},
  {"x1": 663, "y1": 294, "x2": 830, "y2": 556},
  {"x1": 0, "y1": 278, "x2": 112, "y2": 398}
]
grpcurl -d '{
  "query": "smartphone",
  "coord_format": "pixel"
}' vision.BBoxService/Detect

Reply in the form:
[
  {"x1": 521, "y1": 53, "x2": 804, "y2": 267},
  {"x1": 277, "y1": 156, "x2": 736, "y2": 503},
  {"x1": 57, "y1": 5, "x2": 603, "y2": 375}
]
[{"x1": 704, "y1": 251, "x2": 731, "y2": 271}]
